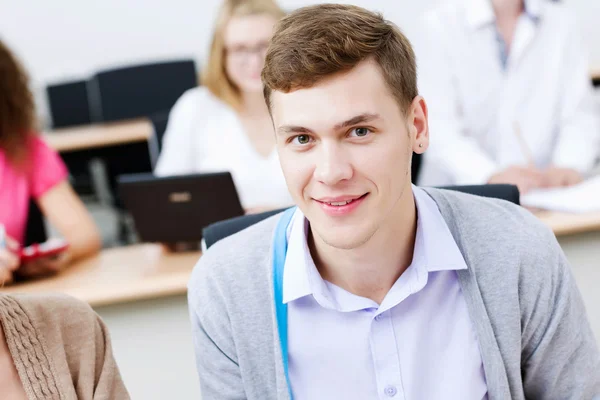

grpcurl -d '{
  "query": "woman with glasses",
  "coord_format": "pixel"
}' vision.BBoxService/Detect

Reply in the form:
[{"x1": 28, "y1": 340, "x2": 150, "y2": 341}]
[{"x1": 155, "y1": 0, "x2": 291, "y2": 214}]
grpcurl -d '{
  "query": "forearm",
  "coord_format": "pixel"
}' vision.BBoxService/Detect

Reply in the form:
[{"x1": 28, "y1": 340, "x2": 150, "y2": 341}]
[{"x1": 65, "y1": 224, "x2": 101, "y2": 262}]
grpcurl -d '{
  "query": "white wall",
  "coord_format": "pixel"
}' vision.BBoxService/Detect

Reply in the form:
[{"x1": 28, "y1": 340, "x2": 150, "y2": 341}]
[{"x1": 1, "y1": 0, "x2": 598, "y2": 125}]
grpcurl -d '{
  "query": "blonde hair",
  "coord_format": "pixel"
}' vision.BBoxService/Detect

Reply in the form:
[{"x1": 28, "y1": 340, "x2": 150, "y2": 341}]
[{"x1": 202, "y1": 0, "x2": 285, "y2": 110}]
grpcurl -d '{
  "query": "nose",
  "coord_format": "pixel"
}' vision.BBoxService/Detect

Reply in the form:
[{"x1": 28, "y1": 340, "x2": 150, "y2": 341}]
[
  {"x1": 248, "y1": 53, "x2": 264, "y2": 72},
  {"x1": 313, "y1": 142, "x2": 353, "y2": 186}
]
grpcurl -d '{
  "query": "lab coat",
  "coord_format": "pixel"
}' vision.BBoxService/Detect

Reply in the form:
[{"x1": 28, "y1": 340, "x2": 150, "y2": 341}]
[{"x1": 416, "y1": 0, "x2": 600, "y2": 186}]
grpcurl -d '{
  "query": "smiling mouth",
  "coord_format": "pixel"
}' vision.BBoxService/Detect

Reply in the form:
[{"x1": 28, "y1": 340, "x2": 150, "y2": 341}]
[{"x1": 318, "y1": 193, "x2": 368, "y2": 206}]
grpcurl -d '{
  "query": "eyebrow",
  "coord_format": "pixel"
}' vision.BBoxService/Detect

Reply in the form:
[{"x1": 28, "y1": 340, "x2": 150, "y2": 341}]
[{"x1": 277, "y1": 113, "x2": 381, "y2": 136}]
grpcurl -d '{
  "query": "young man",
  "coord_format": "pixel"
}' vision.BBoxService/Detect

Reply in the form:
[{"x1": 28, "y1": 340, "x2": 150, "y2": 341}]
[
  {"x1": 189, "y1": 4, "x2": 600, "y2": 399},
  {"x1": 417, "y1": 0, "x2": 600, "y2": 192}
]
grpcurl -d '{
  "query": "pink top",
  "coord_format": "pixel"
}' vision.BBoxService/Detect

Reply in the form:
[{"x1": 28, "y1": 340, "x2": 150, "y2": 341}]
[{"x1": 0, "y1": 136, "x2": 68, "y2": 245}]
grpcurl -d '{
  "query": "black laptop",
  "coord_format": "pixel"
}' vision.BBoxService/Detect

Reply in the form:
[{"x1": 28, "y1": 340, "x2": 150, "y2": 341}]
[{"x1": 118, "y1": 172, "x2": 244, "y2": 243}]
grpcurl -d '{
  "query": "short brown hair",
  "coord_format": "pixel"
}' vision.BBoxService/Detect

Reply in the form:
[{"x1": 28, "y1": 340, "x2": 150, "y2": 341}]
[
  {"x1": 262, "y1": 4, "x2": 417, "y2": 114},
  {"x1": 0, "y1": 38, "x2": 36, "y2": 163},
  {"x1": 202, "y1": 0, "x2": 286, "y2": 111}
]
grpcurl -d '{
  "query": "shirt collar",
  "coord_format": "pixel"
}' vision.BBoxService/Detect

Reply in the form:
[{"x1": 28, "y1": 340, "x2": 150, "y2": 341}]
[
  {"x1": 411, "y1": 186, "x2": 468, "y2": 272},
  {"x1": 465, "y1": 0, "x2": 543, "y2": 29},
  {"x1": 282, "y1": 186, "x2": 468, "y2": 305},
  {"x1": 282, "y1": 209, "x2": 319, "y2": 304}
]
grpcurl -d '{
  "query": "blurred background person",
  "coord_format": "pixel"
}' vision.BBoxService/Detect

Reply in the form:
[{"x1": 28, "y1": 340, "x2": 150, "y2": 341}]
[
  {"x1": 0, "y1": 38, "x2": 101, "y2": 284},
  {"x1": 0, "y1": 293, "x2": 129, "y2": 398},
  {"x1": 417, "y1": 0, "x2": 600, "y2": 193},
  {"x1": 155, "y1": 0, "x2": 292, "y2": 213}
]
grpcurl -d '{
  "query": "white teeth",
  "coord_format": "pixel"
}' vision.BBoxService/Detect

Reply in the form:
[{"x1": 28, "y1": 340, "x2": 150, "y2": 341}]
[{"x1": 328, "y1": 200, "x2": 351, "y2": 206}]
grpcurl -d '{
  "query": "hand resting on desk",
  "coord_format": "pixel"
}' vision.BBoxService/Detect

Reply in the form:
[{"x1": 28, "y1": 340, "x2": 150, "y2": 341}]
[
  {"x1": 0, "y1": 235, "x2": 71, "y2": 283},
  {"x1": 488, "y1": 166, "x2": 546, "y2": 194},
  {"x1": 16, "y1": 251, "x2": 71, "y2": 280},
  {"x1": 542, "y1": 166, "x2": 583, "y2": 188},
  {"x1": 488, "y1": 165, "x2": 582, "y2": 194}
]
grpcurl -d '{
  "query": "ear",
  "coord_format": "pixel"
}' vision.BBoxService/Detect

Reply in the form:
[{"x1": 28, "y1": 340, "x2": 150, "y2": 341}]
[{"x1": 408, "y1": 96, "x2": 429, "y2": 154}]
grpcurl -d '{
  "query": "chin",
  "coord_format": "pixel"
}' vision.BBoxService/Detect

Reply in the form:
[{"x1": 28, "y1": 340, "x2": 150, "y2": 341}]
[
  {"x1": 313, "y1": 223, "x2": 376, "y2": 251},
  {"x1": 238, "y1": 80, "x2": 263, "y2": 94}
]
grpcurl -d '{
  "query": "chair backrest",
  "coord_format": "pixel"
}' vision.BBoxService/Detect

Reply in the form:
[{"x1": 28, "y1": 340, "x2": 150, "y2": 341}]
[
  {"x1": 202, "y1": 184, "x2": 519, "y2": 249},
  {"x1": 46, "y1": 80, "x2": 93, "y2": 128},
  {"x1": 24, "y1": 199, "x2": 47, "y2": 246},
  {"x1": 149, "y1": 111, "x2": 170, "y2": 153},
  {"x1": 89, "y1": 60, "x2": 197, "y2": 122}
]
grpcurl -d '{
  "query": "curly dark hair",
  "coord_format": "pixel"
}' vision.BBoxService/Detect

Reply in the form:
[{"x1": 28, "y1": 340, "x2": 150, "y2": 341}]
[{"x1": 0, "y1": 38, "x2": 36, "y2": 162}]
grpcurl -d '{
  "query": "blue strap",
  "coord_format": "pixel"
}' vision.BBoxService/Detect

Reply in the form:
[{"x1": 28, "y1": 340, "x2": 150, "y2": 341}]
[{"x1": 272, "y1": 207, "x2": 297, "y2": 399}]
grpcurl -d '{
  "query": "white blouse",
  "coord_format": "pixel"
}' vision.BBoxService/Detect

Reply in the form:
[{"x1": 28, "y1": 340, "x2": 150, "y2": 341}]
[{"x1": 155, "y1": 87, "x2": 293, "y2": 210}]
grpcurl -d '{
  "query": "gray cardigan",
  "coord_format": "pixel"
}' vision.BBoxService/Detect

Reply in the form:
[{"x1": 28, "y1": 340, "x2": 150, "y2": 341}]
[{"x1": 188, "y1": 188, "x2": 600, "y2": 399}]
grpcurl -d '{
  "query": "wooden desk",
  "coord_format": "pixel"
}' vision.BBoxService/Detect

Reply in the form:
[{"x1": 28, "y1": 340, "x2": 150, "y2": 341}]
[
  {"x1": 538, "y1": 210, "x2": 600, "y2": 236},
  {"x1": 0, "y1": 244, "x2": 200, "y2": 307},
  {"x1": 2, "y1": 210, "x2": 597, "y2": 307},
  {"x1": 0, "y1": 244, "x2": 202, "y2": 399},
  {"x1": 43, "y1": 119, "x2": 154, "y2": 153}
]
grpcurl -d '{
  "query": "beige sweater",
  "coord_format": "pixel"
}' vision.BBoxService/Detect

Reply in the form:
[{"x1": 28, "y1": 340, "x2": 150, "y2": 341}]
[{"x1": 0, "y1": 293, "x2": 130, "y2": 399}]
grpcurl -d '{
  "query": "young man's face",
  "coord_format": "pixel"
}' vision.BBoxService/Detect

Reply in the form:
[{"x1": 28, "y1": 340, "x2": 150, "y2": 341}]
[{"x1": 271, "y1": 59, "x2": 429, "y2": 250}]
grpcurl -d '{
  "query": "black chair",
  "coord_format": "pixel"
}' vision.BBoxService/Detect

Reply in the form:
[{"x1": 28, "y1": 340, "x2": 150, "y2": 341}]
[
  {"x1": 149, "y1": 110, "x2": 170, "y2": 153},
  {"x1": 24, "y1": 200, "x2": 47, "y2": 247},
  {"x1": 89, "y1": 60, "x2": 197, "y2": 122},
  {"x1": 88, "y1": 60, "x2": 198, "y2": 221},
  {"x1": 46, "y1": 80, "x2": 93, "y2": 128},
  {"x1": 202, "y1": 184, "x2": 520, "y2": 249},
  {"x1": 46, "y1": 79, "x2": 96, "y2": 197}
]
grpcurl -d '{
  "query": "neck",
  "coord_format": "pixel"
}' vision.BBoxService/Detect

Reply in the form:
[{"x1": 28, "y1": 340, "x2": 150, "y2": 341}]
[
  {"x1": 309, "y1": 185, "x2": 417, "y2": 304},
  {"x1": 492, "y1": 0, "x2": 524, "y2": 22},
  {"x1": 239, "y1": 91, "x2": 269, "y2": 117}
]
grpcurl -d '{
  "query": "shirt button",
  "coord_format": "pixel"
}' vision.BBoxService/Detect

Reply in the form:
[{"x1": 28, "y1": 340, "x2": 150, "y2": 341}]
[
  {"x1": 374, "y1": 314, "x2": 383, "y2": 321},
  {"x1": 384, "y1": 385, "x2": 397, "y2": 397}
]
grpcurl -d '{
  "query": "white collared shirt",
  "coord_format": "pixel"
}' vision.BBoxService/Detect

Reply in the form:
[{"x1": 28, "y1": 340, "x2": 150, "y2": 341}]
[
  {"x1": 283, "y1": 186, "x2": 488, "y2": 400},
  {"x1": 416, "y1": 0, "x2": 600, "y2": 186}
]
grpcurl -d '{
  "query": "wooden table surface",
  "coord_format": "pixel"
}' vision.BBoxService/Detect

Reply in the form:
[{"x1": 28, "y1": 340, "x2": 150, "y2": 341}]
[
  {"x1": 537, "y1": 210, "x2": 600, "y2": 237},
  {"x1": 43, "y1": 118, "x2": 154, "y2": 153},
  {"x1": 0, "y1": 244, "x2": 200, "y2": 307}
]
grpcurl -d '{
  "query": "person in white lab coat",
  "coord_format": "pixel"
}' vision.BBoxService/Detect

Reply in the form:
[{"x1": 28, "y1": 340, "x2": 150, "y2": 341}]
[
  {"x1": 417, "y1": 0, "x2": 600, "y2": 193},
  {"x1": 155, "y1": 0, "x2": 292, "y2": 212}
]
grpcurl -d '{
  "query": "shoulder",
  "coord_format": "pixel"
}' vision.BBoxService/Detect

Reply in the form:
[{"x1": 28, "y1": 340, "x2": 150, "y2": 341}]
[
  {"x1": 26, "y1": 135, "x2": 64, "y2": 166},
  {"x1": 541, "y1": 1, "x2": 577, "y2": 24},
  {"x1": 539, "y1": 2, "x2": 580, "y2": 42},
  {"x1": 188, "y1": 214, "x2": 280, "y2": 312},
  {"x1": 27, "y1": 135, "x2": 60, "y2": 159},
  {"x1": 24, "y1": 135, "x2": 68, "y2": 196},
  {"x1": 171, "y1": 86, "x2": 229, "y2": 116},
  {"x1": 425, "y1": 186, "x2": 555, "y2": 240},
  {"x1": 424, "y1": 187, "x2": 559, "y2": 268},
  {"x1": 424, "y1": 187, "x2": 570, "y2": 310},
  {"x1": 0, "y1": 293, "x2": 104, "y2": 360},
  {"x1": 2, "y1": 292, "x2": 99, "y2": 329}
]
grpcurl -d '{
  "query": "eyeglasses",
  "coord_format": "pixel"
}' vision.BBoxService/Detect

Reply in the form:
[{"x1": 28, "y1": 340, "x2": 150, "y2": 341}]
[{"x1": 226, "y1": 41, "x2": 270, "y2": 63}]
